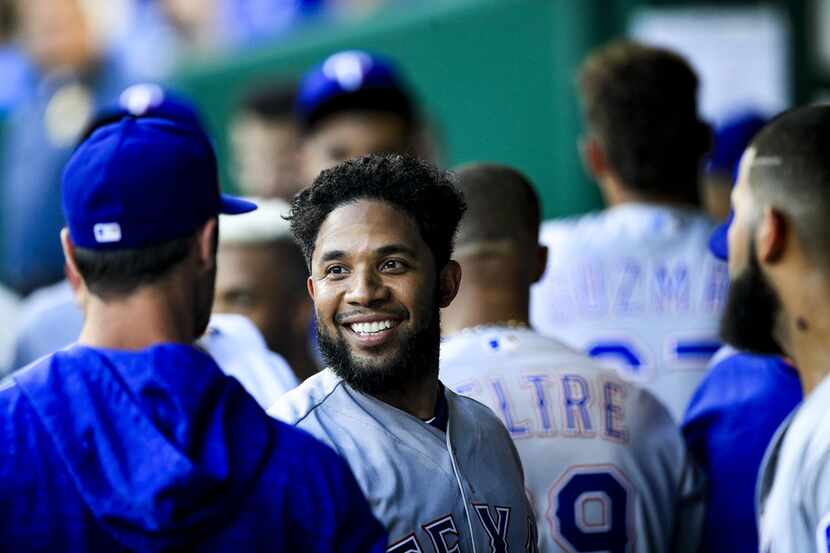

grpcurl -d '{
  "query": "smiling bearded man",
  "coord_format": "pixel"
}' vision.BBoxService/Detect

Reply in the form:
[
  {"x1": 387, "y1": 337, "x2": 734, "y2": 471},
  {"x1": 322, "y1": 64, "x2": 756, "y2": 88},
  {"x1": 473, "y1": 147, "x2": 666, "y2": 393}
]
[{"x1": 269, "y1": 154, "x2": 538, "y2": 552}]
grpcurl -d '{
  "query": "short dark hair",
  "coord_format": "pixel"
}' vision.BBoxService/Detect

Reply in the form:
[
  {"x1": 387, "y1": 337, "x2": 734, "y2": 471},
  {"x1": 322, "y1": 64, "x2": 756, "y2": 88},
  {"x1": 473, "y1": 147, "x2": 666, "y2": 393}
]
[
  {"x1": 453, "y1": 163, "x2": 540, "y2": 249},
  {"x1": 578, "y1": 40, "x2": 710, "y2": 202},
  {"x1": 302, "y1": 87, "x2": 415, "y2": 134},
  {"x1": 289, "y1": 154, "x2": 465, "y2": 270},
  {"x1": 746, "y1": 105, "x2": 830, "y2": 268},
  {"x1": 74, "y1": 235, "x2": 195, "y2": 299},
  {"x1": 240, "y1": 81, "x2": 297, "y2": 121}
]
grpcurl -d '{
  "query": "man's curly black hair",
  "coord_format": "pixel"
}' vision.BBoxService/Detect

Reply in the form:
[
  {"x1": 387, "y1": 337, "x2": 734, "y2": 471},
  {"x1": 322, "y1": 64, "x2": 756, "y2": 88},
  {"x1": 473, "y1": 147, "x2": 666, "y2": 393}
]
[{"x1": 288, "y1": 154, "x2": 466, "y2": 271}]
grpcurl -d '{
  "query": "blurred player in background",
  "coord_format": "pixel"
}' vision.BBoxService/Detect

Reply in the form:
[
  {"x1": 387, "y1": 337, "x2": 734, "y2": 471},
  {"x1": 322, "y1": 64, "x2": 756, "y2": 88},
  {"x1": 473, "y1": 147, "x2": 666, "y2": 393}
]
[
  {"x1": 214, "y1": 197, "x2": 318, "y2": 389},
  {"x1": 229, "y1": 81, "x2": 302, "y2": 200},
  {"x1": 701, "y1": 112, "x2": 768, "y2": 221},
  {"x1": 6, "y1": 85, "x2": 307, "y2": 410},
  {"x1": 270, "y1": 154, "x2": 538, "y2": 551},
  {"x1": 681, "y1": 110, "x2": 801, "y2": 553},
  {"x1": 0, "y1": 0, "x2": 134, "y2": 294},
  {"x1": 0, "y1": 103, "x2": 386, "y2": 551},
  {"x1": 531, "y1": 40, "x2": 725, "y2": 421},
  {"x1": 718, "y1": 105, "x2": 830, "y2": 552},
  {"x1": 441, "y1": 163, "x2": 704, "y2": 553},
  {"x1": 295, "y1": 50, "x2": 424, "y2": 185}
]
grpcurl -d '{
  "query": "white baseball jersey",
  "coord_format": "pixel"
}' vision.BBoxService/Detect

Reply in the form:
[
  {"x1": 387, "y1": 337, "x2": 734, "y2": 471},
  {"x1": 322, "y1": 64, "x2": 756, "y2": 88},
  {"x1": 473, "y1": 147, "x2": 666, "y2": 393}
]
[
  {"x1": 200, "y1": 313, "x2": 299, "y2": 408},
  {"x1": 530, "y1": 204, "x2": 727, "y2": 421},
  {"x1": 440, "y1": 326, "x2": 704, "y2": 553},
  {"x1": 269, "y1": 368, "x2": 538, "y2": 552},
  {"x1": 757, "y1": 372, "x2": 829, "y2": 553}
]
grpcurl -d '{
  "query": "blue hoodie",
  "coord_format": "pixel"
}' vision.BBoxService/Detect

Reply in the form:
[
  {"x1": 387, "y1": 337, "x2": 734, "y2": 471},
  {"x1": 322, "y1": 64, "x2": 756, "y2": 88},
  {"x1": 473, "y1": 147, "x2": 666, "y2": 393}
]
[{"x1": 0, "y1": 343, "x2": 387, "y2": 552}]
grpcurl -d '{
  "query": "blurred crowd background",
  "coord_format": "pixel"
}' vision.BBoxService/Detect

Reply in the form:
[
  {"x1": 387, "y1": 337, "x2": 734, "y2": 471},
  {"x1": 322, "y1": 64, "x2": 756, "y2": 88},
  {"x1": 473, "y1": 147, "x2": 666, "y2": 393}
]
[{"x1": 0, "y1": 0, "x2": 822, "y2": 371}]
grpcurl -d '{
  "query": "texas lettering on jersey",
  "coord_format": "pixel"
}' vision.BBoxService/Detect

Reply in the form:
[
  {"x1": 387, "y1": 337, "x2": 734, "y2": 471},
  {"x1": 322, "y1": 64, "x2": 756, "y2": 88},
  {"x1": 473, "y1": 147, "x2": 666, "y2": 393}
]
[
  {"x1": 387, "y1": 508, "x2": 537, "y2": 553},
  {"x1": 270, "y1": 369, "x2": 538, "y2": 553}
]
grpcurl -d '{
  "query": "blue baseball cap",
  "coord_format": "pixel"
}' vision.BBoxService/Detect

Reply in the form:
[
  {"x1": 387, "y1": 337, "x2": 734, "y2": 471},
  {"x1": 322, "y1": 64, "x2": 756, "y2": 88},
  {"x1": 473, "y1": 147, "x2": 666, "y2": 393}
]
[
  {"x1": 706, "y1": 111, "x2": 769, "y2": 262},
  {"x1": 296, "y1": 50, "x2": 413, "y2": 129},
  {"x1": 79, "y1": 83, "x2": 206, "y2": 143},
  {"x1": 706, "y1": 111, "x2": 768, "y2": 180},
  {"x1": 709, "y1": 212, "x2": 732, "y2": 261},
  {"x1": 63, "y1": 107, "x2": 256, "y2": 251}
]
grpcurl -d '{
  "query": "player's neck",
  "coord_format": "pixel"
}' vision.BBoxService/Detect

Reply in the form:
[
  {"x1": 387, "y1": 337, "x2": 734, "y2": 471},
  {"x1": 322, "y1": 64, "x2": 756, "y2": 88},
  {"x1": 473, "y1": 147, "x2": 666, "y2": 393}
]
[
  {"x1": 442, "y1": 275, "x2": 530, "y2": 337},
  {"x1": 783, "y1": 272, "x2": 830, "y2": 396},
  {"x1": 374, "y1": 373, "x2": 440, "y2": 420},
  {"x1": 599, "y1": 175, "x2": 697, "y2": 209},
  {"x1": 78, "y1": 282, "x2": 198, "y2": 351}
]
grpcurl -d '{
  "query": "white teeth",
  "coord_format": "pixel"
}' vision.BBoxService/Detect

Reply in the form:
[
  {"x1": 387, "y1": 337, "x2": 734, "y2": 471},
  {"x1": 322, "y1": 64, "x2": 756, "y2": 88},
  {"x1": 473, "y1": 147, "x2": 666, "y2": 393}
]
[{"x1": 350, "y1": 320, "x2": 395, "y2": 335}]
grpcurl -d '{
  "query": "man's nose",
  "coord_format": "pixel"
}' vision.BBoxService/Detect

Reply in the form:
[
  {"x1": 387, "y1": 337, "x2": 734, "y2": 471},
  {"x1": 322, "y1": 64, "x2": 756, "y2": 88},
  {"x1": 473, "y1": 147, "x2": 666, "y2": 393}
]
[{"x1": 345, "y1": 267, "x2": 390, "y2": 307}]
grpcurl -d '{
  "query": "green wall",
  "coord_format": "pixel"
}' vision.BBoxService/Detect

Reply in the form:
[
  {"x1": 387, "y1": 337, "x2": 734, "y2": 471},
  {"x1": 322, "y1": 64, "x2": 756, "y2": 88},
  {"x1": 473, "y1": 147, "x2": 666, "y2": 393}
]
[
  {"x1": 172, "y1": 0, "x2": 810, "y2": 219},
  {"x1": 173, "y1": 0, "x2": 610, "y2": 219}
]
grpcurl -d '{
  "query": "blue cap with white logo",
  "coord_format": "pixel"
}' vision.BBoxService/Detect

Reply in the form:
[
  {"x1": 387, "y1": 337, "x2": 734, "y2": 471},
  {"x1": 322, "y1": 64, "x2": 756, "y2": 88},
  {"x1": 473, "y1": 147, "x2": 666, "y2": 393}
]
[
  {"x1": 296, "y1": 50, "x2": 413, "y2": 129},
  {"x1": 62, "y1": 86, "x2": 256, "y2": 251}
]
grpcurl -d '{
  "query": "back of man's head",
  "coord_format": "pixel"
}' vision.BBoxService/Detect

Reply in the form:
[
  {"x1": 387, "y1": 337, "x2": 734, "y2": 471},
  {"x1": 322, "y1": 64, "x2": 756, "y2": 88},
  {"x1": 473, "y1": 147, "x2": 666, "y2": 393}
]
[
  {"x1": 62, "y1": 92, "x2": 256, "y2": 332},
  {"x1": 232, "y1": 81, "x2": 301, "y2": 200},
  {"x1": 744, "y1": 105, "x2": 830, "y2": 270},
  {"x1": 239, "y1": 81, "x2": 297, "y2": 122},
  {"x1": 453, "y1": 163, "x2": 540, "y2": 258},
  {"x1": 579, "y1": 40, "x2": 709, "y2": 203}
]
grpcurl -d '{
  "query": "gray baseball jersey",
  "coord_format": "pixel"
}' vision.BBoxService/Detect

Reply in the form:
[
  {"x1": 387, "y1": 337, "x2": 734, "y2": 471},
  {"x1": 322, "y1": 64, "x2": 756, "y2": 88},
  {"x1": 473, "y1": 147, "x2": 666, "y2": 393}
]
[
  {"x1": 440, "y1": 326, "x2": 704, "y2": 553},
  {"x1": 757, "y1": 372, "x2": 828, "y2": 553},
  {"x1": 268, "y1": 368, "x2": 538, "y2": 552},
  {"x1": 530, "y1": 204, "x2": 726, "y2": 421}
]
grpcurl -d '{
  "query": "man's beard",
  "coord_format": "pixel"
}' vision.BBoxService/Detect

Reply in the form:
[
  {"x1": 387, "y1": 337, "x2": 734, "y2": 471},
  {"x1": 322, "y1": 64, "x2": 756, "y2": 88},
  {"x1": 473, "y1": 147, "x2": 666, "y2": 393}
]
[
  {"x1": 317, "y1": 304, "x2": 441, "y2": 396},
  {"x1": 720, "y1": 245, "x2": 785, "y2": 356}
]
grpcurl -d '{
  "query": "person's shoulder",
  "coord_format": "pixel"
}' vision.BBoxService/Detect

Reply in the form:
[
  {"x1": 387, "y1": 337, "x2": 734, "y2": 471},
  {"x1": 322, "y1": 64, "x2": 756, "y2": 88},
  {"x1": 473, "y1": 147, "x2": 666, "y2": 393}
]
[
  {"x1": 446, "y1": 386, "x2": 510, "y2": 434},
  {"x1": 17, "y1": 280, "x2": 76, "y2": 327},
  {"x1": 0, "y1": 365, "x2": 54, "y2": 478},
  {"x1": 267, "y1": 369, "x2": 345, "y2": 425},
  {"x1": 540, "y1": 212, "x2": 602, "y2": 245},
  {"x1": 202, "y1": 313, "x2": 299, "y2": 405},
  {"x1": 618, "y1": 380, "x2": 686, "y2": 453},
  {"x1": 687, "y1": 349, "x2": 800, "y2": 420}
]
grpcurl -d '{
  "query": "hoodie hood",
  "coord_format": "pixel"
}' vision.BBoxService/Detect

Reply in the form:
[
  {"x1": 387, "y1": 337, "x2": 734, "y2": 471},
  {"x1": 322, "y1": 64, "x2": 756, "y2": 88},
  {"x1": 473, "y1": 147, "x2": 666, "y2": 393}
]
[{"x1": 14, "y1": 343, "x2": 274, "y2": 551}]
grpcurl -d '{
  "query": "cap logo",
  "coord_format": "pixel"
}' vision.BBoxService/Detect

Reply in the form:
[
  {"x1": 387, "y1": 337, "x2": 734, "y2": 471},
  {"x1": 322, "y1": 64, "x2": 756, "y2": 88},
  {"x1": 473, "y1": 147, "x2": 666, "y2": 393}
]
[
  {"x1": 93, "y1": 222, "x2": 122, "y2": 244},
  {"x1": 119, "y1": 83, "x2": 165, "y2": 116},
  {"x1": 323, "y1": 51, "x2": 372, "y2": 91}
]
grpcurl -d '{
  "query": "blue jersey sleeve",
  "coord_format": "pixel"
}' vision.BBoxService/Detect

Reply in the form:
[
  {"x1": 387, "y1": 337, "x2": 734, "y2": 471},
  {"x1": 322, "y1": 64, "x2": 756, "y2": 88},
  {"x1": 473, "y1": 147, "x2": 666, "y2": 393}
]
[{"x1": 682, "y1": 351, "x2": 801, "y2": 553}]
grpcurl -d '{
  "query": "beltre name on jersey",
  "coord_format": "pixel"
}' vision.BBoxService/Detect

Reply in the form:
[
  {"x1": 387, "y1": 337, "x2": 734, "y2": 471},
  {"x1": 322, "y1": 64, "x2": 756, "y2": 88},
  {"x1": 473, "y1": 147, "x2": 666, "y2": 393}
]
[{"x1": 441, "y1": 325, "x2": 704, "y2": 553}]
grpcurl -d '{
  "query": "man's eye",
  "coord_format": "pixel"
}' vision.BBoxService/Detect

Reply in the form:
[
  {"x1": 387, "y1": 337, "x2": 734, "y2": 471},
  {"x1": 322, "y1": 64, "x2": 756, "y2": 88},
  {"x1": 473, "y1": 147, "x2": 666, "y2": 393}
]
[
  {"x1": 381, "y1": 259, "x2": 406, "y2": 272},
  {"x1": 326, "y1": 265, "x2": 347, "y2": 276}
]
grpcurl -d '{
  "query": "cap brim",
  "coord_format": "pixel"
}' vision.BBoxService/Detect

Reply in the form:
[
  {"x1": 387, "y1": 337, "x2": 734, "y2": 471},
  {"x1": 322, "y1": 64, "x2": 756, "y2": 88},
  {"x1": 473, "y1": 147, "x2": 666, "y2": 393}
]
[
  {"x1": 220, "y1": 194, "x2": 257, "y2": 215},
  {"x1": 708, "y1": 212, "x2": 732, "y2": 261}
]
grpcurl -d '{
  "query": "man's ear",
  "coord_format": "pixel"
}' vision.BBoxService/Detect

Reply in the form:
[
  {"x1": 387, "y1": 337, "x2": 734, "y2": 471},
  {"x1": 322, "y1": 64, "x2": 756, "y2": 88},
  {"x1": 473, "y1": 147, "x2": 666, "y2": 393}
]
[
  {"x1": 61, "y1": 228, "x2": 83, "y2": 289},
  {"x1": 580, "y1": 136, "x2": 608, "y2": 180},
  {"x1": 196, "y1": 218, "x2": 218, "y2": 271},
  {"x1": 438, "y1": 260, "x2": 462, "y2": 308},
  {"x1": 531, "y1": 245, "x2": 548, "y2": 284},
  {"x1": 307, "y1": 276, "x2": 316, "y2": 301},
  {"x1": 756, "y1": 207, "x2": 788, "y2": 264}
]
